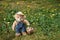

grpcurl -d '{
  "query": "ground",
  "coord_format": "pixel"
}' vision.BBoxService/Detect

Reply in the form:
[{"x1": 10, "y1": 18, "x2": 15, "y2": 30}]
[{"x1": 0, "y1": 0, "x2": 60, "y2": 40}]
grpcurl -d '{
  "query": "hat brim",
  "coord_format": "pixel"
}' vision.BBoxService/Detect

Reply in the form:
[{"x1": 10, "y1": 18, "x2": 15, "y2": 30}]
[
  {"x1": 13, "y1": 14, "x2": 26, "y2": 18},
  {"x1": 16, "y1": 13, "x2": 24, "y2": 15}
]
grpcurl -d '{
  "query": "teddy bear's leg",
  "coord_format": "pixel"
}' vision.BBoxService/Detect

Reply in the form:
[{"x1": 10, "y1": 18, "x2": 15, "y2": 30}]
[
  {"x1": 21, "y1": 26, "x2": 27, "y2": 35},
  {"x1": 15, "y1": 33, "x2": 21, "y2": 37},
  {"x1": 15, "y1": 28, "x2": 21, "y2": 37},
  {"x1": 22, "y1": 32, "x2": 27, "y2": 35}
]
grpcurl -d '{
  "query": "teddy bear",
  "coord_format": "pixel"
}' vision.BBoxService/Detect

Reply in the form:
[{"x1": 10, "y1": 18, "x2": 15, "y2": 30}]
[{"x1": 12, "y1": 11, "x2": 30, "y2": 36}]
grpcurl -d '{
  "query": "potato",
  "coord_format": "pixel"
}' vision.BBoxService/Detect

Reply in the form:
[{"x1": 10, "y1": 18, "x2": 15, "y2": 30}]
[{"x1": 26, "y1": 27, "x2": 34, "y2": 34}]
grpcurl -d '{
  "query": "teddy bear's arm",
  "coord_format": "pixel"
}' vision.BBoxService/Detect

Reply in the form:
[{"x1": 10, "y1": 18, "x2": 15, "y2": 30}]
[
  {"x1": 24, "y1": 20, "x2": 30, "y2": 26},
  {"x1": 12, "y1": 21, "x2": 17, "y2": 31}
]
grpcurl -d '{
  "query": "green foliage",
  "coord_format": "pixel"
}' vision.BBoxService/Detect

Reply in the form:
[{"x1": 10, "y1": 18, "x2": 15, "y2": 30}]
[{"x1": 0, "y1": 0, "x2": 60, "y2": 40}]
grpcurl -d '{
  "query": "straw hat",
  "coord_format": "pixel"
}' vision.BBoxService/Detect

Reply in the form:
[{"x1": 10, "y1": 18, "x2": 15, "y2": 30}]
[
  {"x1": 13, "y1": 11, "x2": 26, "y2": 18},
  {"x1": 16, "y1": 11, "x2": 24, "y2": 15}
]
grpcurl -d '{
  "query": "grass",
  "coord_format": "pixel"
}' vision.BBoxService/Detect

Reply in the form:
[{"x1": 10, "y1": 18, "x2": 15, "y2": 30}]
[{"x1": 0, "y1": 0, "x2": 60, "y2": 40}]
